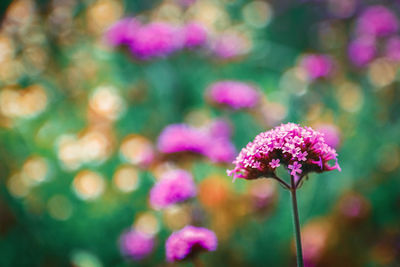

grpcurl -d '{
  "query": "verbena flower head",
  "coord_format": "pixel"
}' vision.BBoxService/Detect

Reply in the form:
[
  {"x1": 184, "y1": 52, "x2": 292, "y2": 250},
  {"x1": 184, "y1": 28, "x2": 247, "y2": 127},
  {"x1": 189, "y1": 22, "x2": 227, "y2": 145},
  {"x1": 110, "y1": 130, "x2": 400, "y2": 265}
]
[
  {"x1": 207, "y1": 81, "x2": 259, "y2": 110},
  {"x1": 129, "y1": 22, "x2": 182, "y2": 59},
  {"x1": 183, "y1": 22, "x2": 208, "y2": 48},
  {"x1": 348, "y1": 37, "x2": 376, "y2": 66},
  {"x1": 119, "y1": 229, "x2": 154, "y2": 260},
  {"x1": 356, "y1": 5, "x2": 398, "y2": 38},
  {"x1": 299, "y1": 54, "x2": 333, "y2": 80},
  {"x1": 149, "y1": 169, "x2": 196, "y2": 209},
  {"x1": 227, "y1": 123, "x2": 341, "y2": 181},
  {"x1": 104, "y1": 18, "x2": 141, "y2": 47},
  {"x1": 165, "y1": 225, "x2": 217, "y2": 262}
]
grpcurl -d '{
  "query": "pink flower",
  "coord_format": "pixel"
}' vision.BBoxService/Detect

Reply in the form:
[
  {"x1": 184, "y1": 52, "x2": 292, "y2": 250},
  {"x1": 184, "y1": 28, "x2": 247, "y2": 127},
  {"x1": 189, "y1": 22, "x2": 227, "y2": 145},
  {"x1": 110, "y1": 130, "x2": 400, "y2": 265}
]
[
  {"x1": 182, "y1": 22, "x2": 208, "y2": 48},
  {"x1": 119, "y1": 229, "x2": 154, "y2": 260},
  {"x1": 227, "y1": 123, "x2": 340, "y2": 181},
  {"x1": 149, "y1": 169, "x2": 196, "y2": 209},
  {"x1": 157, "y1": 124, "x2": 209, "y2": 155},
  {"x1": 288, "y1": 161, "x2": 302, "y2": 176},
  {"x1": 129, "y1": 22, "x2": 183, "y2": 59},
  {"x1": 165, "y1": 226, "x2": 217, "y2": 262},
  {"x1": 207, "y1": 81, "x2": 259, "y2": 110},
  {"x1": 356, "y1": 5, "x2": 398, "y2": 38},
  {"x1": 157, "y1": 122, "x2": 236, "y2": 163},
  {"x1": 104, "y1": 18, "x2": 141, "y2": 47},
  {"x1": 269, "y1": 159, "x2": 280, "y2": 168},
  {"x1": 299, "y1": 54, "x2": 333, "y2": 80},
  {"x1": 348, "y1": 37, "x2": 376, "y2": 66}
]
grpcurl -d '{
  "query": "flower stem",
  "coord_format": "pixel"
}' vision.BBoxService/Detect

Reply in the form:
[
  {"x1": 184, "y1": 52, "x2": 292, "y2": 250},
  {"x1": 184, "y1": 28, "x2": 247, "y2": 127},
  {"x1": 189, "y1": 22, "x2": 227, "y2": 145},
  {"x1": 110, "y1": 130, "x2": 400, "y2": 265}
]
[
  {"x1": 193, "y1": 255, "x2": 204, "y2": 267},
  {"x1": 290, "y1": 176, "x2": 304, "y2": 267}
]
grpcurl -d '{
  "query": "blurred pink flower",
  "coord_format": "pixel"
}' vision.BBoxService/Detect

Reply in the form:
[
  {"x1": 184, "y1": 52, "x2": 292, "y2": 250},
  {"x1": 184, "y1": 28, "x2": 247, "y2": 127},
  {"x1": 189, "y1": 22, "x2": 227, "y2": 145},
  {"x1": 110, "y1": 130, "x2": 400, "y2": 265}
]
[
  {"x1": 157, "y1": 122, "x2": 236, "y2": 163},
  {"x1": 157, "y1": 124, "x2": 209, "y2": 155},
  {"x1": 129, "y1": 22, "x2": 183, "y2": 59},
  {"x1": 348, "y1": 37, "x2": 376, "y2": 66},
  {"x1": 299, "y1": 54, "x2": 333, "y2": 80},
  {"x1": 165, "y1": 225, "x2": 217, "y2": 262},
  {"x1": 207, "y1": 81, "x2": 259, "y2": 110},
  {"x1": 104, "y1": 18, "x2": 141, "y2": 47},
  {"x1": 149, "y1": 169, "x2": 196, "y2": 209},
  {"x1": 119, "y1": 229, "x2": 154, "y2": 260},
  {"x1": 183, "y1": 22, "x2": 208, "y2": 48},
  {"x1": 356, "y1": 5, "x2": 398, "y2": 38}
]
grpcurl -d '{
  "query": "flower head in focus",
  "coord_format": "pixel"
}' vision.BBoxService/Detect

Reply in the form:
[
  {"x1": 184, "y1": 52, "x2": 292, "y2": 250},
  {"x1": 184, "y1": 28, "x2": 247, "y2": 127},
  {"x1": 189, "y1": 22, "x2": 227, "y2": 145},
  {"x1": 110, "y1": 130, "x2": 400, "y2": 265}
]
[
  {"x1": 119, "y1": 229, "x2": 154, "y2": 260},
  {"x1": 149, "y1": 169, "x2": 196, "y2": 209},
  {"x1": 227, "y1": 123, "x2": 340, "y2": 182},
  {"x1": 206, "y1": 81, "x2": 259, "y2": 110},
  {"x1": 165, "y1": 225, "x2": 217, "y2": 262}
]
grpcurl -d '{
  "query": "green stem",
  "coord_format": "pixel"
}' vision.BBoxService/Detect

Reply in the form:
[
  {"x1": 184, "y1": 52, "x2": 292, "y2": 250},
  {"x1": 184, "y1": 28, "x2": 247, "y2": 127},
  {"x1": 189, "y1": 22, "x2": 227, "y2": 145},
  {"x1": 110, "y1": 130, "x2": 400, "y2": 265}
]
[{"x1": 290, "y1": 176, "x2": 304, "y2": 267}]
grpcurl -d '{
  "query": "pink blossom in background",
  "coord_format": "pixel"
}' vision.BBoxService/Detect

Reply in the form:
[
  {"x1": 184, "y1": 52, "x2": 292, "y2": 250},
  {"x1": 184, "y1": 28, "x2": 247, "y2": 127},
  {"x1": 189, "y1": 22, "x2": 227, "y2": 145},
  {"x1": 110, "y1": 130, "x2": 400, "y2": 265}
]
[
  {"x1": 129, "y1": 22, "x2": 183, "y2": 59},
  {"x1": 385, "y1": 36, "x2": 400, "y2": 61},
  {"x1": 356, "y1": 5, "x2": 398, "y2": 38},
  {"x1": 104, "y1": 18, "x2": 141, "y2": 47},
  {"x1": 119, "y1": 229, "x2": 154, "y2": 260},
  {"x1": 348, "y1": 37, "x2": 376, "y2": 66},
  {"x1": 157, "y1": 122, "x2": 236, "y2": 163},
  {"x1": 207, "y1": 81, "x2": 259, "y2": 110},
  {"x1": 157, "y1": 124, "x2": 209, "y2": 154},
  {"x1": 299, "y1": 54, "x2": 333, "y2": 80},
  {"x1": 315, "y1": 124, "x2": 341, "y2": 149},
  {"x1": 149, "y1": 169, "x2": 196, "y2": 209},
  {"x1": 227, "y1": 123, "x2": 340, "y2": 181},
  {"x1": 165, "y1": 225, "x2": 217, "y2": 262},
  {"x1": 183, "y1": 22, "x2": 208, "y2": 48}
]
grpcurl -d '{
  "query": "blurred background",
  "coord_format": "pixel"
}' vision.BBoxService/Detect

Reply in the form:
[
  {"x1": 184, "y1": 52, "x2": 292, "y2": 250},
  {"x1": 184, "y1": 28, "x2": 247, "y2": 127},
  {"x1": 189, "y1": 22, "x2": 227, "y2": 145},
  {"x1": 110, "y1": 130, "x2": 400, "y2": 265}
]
[{"x1": 0, "y1": 0, "x2": 400, "y2": 266}]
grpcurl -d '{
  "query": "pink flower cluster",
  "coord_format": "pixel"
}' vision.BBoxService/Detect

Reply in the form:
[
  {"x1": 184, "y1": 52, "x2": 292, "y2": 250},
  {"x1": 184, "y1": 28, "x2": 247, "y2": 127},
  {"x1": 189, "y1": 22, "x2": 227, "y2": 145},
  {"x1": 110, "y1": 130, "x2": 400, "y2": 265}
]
[
  {"x1": 355, "y1": 6, "x2": 398, "y2": 38},
  {"x1": 157, "y1": 122, "x2": 236, "y2": 163},
  {"x1": 149, "y1": 169, "x2": 197, "y2": 209},
  {"x1": 105, "y1": 19, "x2": 208, "y2": 59},
  {"x1": 206, "y1": 81, "x2": 259, "y2": 110},
  {"x1": 119, "y1": 229, "x2": 155, "y2": 260},
  {"x1": 348, "y1": 5, "x2": 400, "y2": 66},
  {"x1": 299, "y1": 54, "x2": 333, "y2": 80},
  {"x1": 165, "y1": 225, "x2": 218, "y2": 262},
  {"x1": 227, "y1": 123, "x2": 341, "y2": 181}
]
